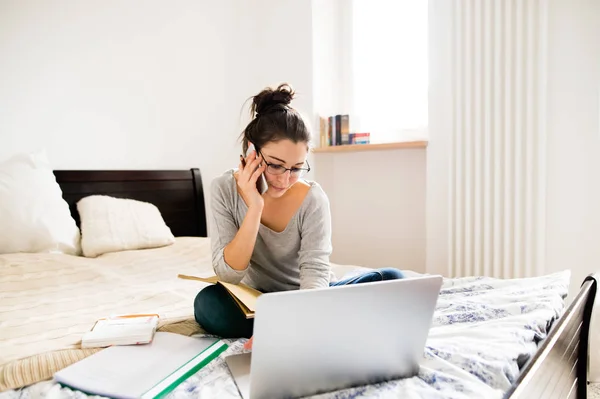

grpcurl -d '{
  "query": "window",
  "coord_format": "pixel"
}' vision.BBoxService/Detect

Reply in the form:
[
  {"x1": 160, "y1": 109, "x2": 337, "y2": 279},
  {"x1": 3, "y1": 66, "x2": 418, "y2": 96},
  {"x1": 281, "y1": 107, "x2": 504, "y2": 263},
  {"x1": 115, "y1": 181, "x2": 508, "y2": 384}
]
[{"x1": 352, "y1": 0, "x2": 428, "y2": 143}]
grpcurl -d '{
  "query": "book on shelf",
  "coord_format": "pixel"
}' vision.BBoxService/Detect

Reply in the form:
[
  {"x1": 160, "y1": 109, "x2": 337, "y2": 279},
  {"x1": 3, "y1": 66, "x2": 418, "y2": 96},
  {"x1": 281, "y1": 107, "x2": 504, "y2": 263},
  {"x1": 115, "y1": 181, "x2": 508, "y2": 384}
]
[
  {"x1": 351, "y1": 132, "x2": 370, "y2": 145},
  {"x1": 329, "y1": 115, "x2": 335, "y2": 146},
  {"x1": 319, "y1": 116, "x2": 328, "y2": 148},
  {"x1": 178, "y1": 274, "x2": 261, "y2": 319},
  {"x1": 81, "y1": 314, "x2": 159, "y2": 349},
  {"x1": 335, "y1": 114, "x2": 342, "y2": 145},
  {"x1": 318, "y1": 114, "x2": 366, "y2": 147},
  {"x1": 55, "y1": 332, "x2": 228, "y2": 399},
  {"x1": 340, "y1": 114, "x2": 350, "y2": 145}
]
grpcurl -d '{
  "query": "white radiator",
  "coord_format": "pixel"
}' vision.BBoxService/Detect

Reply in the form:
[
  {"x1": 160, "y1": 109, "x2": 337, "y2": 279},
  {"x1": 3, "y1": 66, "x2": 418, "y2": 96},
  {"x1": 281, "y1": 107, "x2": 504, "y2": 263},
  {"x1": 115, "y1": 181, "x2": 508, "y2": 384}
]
[{"x1": 449, "y1": 0, "x2": 548, "y2": 278}]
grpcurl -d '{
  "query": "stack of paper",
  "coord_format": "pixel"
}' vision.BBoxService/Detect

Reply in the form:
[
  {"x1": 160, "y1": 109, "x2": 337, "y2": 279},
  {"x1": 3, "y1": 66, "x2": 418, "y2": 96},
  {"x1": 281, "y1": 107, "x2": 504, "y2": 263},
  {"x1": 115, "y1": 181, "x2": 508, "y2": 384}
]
[{"x1": 81, "y1": 314, "x2": 159, "y2": 348}]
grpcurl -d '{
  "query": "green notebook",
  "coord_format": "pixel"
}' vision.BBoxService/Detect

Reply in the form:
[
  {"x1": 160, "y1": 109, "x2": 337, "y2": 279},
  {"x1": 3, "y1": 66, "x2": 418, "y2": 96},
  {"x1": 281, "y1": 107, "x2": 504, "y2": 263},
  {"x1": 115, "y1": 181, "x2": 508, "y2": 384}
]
[{"x1": 54, "y1": 332, "x2": 228, "y2": 399}]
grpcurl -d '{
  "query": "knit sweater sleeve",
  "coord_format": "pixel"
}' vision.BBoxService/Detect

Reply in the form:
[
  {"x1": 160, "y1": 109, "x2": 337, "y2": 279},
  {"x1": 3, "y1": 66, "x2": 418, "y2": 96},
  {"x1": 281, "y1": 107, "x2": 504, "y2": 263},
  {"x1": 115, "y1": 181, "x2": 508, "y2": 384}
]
[
  {"x1": 297, "y1": 184, "x2": 333, "y2": 289},
  {"x1": 209, "y1": 175, "x2": 248, "y2": 284}
]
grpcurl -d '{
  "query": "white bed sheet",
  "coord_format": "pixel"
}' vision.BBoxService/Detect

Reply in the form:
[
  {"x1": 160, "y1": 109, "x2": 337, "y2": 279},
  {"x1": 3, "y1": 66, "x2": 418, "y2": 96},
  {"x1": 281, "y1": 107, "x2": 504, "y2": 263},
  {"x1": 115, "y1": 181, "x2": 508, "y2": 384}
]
[{"x1": 2, "y1": 270, "x2": 570, "y2": 399}]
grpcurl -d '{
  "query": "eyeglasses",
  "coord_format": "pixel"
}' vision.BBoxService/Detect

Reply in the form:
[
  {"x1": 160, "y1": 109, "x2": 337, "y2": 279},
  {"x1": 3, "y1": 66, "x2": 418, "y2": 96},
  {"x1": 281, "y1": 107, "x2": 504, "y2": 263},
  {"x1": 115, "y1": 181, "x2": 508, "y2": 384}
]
[{"x1": 258, "y1": 150, "x2": 311, "y2": 178}]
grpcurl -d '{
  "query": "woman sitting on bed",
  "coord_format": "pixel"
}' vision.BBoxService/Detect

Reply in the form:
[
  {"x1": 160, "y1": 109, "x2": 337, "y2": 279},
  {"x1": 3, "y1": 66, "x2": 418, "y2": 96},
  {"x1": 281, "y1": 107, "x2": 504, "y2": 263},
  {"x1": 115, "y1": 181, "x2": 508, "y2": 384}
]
[{"x1": 193, "y1": 83, "x2": 404, "y2": 343}]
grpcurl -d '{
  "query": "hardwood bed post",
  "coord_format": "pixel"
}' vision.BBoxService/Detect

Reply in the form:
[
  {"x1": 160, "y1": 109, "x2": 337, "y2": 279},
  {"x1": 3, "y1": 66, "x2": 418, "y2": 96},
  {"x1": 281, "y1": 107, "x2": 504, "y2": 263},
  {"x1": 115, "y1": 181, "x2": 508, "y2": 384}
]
[
  {"x1": 504, "y1": 274, "x2": 597, "y2": 399},
  {"x1": 580, "y1": 274, "x2": 598, "y2": 397},
  {"x1": 191, "y1": 168, "x2": 208, "y2": 237}
]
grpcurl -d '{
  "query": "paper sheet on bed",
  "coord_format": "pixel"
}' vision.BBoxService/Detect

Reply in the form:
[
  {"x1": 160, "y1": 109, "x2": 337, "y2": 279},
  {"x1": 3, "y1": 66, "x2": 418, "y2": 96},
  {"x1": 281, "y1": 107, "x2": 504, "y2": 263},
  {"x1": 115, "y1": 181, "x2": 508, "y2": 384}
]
[{"x1": 14, "y1": 270, "x2": 571, "y2": 399}]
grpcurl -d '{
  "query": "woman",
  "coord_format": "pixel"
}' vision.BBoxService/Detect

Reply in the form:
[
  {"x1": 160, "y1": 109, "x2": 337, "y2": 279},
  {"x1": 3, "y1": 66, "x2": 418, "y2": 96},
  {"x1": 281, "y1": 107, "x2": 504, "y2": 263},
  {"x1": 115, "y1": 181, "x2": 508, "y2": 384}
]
[{"x1": 194, "y1": 83, "x2": 404, "y2": 344}]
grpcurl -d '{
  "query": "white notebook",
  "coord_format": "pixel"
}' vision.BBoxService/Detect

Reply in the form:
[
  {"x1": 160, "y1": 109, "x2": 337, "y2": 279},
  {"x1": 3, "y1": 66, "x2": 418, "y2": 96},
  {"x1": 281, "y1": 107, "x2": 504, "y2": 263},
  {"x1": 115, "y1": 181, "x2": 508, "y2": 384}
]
[
  {"x1": 81, "y1": 315, "x2": 159, "y2": 348},
  {"x1": 55, "y1": 332, "x2": 228, "y2": 399}
]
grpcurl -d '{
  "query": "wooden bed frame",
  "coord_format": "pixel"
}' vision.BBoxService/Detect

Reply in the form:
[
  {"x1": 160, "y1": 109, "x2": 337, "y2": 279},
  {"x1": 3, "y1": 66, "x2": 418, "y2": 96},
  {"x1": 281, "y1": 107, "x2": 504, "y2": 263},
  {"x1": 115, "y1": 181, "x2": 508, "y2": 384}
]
[
  {"x1": 53, "y1": 168, "x2": 207, "y2": 238},
  {"x1": 505, "y1": 274, "x2": 597, "y2": 399},
  {"x1": 51, "y1": 169, "x2": 597, "y2": 398}
]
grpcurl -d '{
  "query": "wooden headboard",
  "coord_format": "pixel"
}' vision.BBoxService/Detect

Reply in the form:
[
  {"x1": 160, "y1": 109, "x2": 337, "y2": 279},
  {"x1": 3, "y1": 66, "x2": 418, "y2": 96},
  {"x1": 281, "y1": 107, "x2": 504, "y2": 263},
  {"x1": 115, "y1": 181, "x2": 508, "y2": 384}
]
[{"x1": 53, "y1": 168, "x2": 207, "y2": 237}]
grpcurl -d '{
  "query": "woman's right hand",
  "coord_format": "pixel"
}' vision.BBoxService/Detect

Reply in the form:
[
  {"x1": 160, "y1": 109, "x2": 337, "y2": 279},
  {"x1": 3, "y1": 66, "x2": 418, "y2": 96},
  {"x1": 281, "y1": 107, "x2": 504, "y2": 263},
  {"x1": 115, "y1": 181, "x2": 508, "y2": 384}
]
[
  {"x1": 238, "y1": 150, "x2": 267, "y2": 209},
  {"x1": 244, "y1": 335, "x2": 254, "y2": 350}
]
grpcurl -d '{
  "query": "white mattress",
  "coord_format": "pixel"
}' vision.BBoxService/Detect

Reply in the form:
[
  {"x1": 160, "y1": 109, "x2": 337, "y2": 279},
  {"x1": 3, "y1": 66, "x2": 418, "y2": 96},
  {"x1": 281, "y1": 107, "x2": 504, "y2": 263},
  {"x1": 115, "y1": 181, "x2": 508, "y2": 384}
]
[
  {"x1": 0, "y1": 237, "x2": 571, "y2": 398},
  {"x1": 0, "y1": 237, "x2": 216, "y2": 369},
  {"x1": 0, "y1": 236, "x2": 370, "y2": 391}
]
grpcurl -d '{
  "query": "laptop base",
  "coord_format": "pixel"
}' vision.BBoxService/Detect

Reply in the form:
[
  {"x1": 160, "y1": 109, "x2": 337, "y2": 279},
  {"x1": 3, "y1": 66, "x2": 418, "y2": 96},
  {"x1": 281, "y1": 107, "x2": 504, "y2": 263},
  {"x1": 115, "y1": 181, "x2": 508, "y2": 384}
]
[{"x1": 225, "y1": 353, "x2": 252, "y2": 399}]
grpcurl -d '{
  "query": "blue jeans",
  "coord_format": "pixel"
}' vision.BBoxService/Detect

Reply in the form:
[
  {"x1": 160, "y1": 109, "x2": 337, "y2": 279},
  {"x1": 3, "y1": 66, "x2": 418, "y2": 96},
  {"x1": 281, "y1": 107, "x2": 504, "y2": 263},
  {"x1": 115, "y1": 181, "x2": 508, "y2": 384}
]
[
  {"x1": 329, "y1": 267, "x2": 404, "y2": 286},
  {"x1": 194, "y1": 267, "x2": 404, "y2": 338}
]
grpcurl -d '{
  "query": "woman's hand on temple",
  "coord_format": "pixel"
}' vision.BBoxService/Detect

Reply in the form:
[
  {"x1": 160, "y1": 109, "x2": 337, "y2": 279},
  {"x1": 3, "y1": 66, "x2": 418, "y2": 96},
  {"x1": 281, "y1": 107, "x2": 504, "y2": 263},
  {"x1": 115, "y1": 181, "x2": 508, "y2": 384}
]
[{"x1": 238, "y1": 150, "x2": 266, "y2": 209}]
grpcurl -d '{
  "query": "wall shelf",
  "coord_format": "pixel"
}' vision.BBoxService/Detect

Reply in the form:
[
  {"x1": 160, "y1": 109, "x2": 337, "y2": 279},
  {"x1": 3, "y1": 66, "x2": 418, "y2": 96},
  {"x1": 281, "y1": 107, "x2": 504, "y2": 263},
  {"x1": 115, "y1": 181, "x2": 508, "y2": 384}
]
[{"x1": 312, "y1": 141, "x2": 428, "y2": 153}]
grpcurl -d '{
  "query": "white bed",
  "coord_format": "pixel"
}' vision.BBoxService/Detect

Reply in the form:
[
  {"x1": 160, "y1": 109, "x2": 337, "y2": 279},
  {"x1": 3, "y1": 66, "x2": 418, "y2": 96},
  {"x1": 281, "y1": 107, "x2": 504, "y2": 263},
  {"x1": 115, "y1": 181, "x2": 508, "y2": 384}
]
[
  {"x1": 0, "y1": 237, "x2": 570, "y2": 398},
  {"x1": 0, "y1": 165, "x2": 592, "y2": 398}
]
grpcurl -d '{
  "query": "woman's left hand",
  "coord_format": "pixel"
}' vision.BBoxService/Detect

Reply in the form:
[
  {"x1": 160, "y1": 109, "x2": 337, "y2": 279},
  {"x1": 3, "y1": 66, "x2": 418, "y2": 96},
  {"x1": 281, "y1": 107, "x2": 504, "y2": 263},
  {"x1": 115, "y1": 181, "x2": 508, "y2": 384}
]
[{"x1": 244, "y1": 336, "x2": 253, "y2": 350}]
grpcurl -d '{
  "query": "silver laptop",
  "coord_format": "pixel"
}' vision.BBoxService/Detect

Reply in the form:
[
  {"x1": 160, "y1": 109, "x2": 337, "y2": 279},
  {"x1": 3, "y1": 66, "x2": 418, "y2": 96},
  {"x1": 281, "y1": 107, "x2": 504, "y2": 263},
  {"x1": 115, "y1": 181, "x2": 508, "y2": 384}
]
[{"x1": 225, "y1": 274, "x2": 443, "y2": 399}]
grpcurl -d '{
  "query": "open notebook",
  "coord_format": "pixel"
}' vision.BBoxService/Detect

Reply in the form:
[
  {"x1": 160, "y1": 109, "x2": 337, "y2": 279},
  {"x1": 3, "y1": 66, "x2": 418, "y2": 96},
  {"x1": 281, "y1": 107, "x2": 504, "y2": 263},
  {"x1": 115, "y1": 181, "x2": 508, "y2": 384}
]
[{"x1": 178, "y1": 274, "x2": 261, "y2": 319}]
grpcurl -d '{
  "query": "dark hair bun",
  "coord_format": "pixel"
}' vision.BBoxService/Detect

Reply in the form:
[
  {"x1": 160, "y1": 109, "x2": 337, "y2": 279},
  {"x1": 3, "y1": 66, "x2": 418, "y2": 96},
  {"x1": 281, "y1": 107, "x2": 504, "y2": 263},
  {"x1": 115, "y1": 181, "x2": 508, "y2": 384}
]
[
  {"x1": 240, "y1": 82, "x2": 310, "y2": 152},
  {"x1": 252, "y1": 83, "x2": 295, "y2": 116}
]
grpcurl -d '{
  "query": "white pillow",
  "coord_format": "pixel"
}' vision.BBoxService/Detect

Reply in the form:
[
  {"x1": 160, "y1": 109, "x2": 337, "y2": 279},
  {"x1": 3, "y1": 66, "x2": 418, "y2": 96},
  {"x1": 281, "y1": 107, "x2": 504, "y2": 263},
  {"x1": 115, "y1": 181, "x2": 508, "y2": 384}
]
[
  {"x1": 0, "y1": 151, "x2": 81, "y2": 255},
  {"x1": 77, "y1": 195, "x2": 175, "y2": 258}
]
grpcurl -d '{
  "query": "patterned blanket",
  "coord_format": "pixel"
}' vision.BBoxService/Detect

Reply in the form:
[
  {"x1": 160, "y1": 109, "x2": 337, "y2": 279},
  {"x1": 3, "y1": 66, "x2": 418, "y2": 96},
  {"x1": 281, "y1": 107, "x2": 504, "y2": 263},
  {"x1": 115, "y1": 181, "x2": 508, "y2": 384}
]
[{"x1": 2, "y1": 270, "x2": 570, "y2": 399}]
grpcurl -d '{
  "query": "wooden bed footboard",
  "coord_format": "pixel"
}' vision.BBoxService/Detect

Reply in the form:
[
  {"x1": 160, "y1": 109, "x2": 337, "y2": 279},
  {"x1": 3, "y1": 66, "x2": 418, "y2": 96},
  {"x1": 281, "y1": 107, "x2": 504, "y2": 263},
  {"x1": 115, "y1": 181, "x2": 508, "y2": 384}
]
[{"x1": 505, "y1": 274, "x2": 597, "y2": 399}]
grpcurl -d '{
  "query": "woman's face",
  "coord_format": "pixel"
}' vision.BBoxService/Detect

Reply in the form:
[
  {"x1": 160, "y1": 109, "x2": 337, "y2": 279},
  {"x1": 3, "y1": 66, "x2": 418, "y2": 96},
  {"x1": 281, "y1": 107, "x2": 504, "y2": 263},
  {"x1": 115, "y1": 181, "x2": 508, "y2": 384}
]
[{"x1": 258, "y1": 139, "x2": 309, "y2": 198}]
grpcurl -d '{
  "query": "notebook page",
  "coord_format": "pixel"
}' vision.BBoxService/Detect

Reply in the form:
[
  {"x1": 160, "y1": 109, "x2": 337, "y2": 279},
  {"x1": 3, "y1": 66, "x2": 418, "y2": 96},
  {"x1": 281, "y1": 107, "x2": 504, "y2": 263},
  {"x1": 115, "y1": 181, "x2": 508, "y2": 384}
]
[{"x1": 219, "y1": 282, "x2": 261, "y2": 312}]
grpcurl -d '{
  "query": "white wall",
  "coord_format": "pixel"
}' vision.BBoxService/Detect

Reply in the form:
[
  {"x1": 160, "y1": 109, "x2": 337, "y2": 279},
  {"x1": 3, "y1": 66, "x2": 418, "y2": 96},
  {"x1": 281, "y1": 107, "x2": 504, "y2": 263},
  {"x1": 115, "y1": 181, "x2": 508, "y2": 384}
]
[
  {"x1": 0, "y1": 0, "x2": 249, "y2": 229},
  {"x1": 426, "y1": 0, "x2": 453, "y2": 278},
  {"x1": 545, "y1": 0, "x2": 600, "y2": 298},
  {"x1": 311, "y1": 0, "x2": 353, "y2": 121},
  {"x1": 234, "y1": 0, "x2": 314, "y2": 149},
  {"x1": 0, "y1": 1, "x2": 244, "y2": 180},
  {"x1": 0, "y1": 0, "x2": 315, "y2": 231},
  {"x1": 314, "y1": 149, "x2": 427, "y2": 272}
]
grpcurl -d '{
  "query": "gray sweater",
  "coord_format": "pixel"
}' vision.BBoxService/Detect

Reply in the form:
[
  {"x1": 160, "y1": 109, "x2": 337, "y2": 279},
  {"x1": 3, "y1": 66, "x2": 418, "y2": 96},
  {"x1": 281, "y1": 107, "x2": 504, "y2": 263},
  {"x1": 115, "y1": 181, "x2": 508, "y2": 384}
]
[{"x1": 209, "y1": 169, "x2": 334, "y2": 292}]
